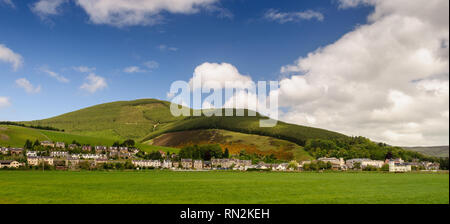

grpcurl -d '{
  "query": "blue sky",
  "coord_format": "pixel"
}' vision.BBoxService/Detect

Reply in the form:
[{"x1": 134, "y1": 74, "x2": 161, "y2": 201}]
[
  {"x1": 0, "y1": 0, "x2": 370, "y2": 121},
  {"x1": 1, "y1": 0, "x2": 448, "y2": 146}
]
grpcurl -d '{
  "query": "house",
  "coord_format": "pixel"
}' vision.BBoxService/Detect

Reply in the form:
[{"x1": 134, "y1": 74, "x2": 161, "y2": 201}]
[
  {"x1": 10, "y1": 148, "x2": 24, "y2": 155},
  {"x1": 108, "y1": 146, "x2": 118, "y2": 151},
  {"x1": 388, "y1": 160, "x2": 411, "y2": 172},
  {"x1": 203, "y1": 161, "x2": 211, "y2": 169},
  {"x1": 172, "y1": 162, "x2": 180, "y2": 169},
  {"x1": 272, "y1": 163, "x2": 288, "y2": 171},
  {"x1": 26, "y1": 151, "x2": 38, "y2": 157},
  {"x1": 318, "y1": 157, "x2": 346, "y2": 170},
  {"x1": 41, "y1": 141, "x2": 55, "y2": 148},
  {"x1": 0, "y1": 160, "x2": 22, "y2": 168},
  {"x1": 50, "y1": 151, "x2": 68, "y2": 157},
  {"x1": 95, "y1": 145, "x2": 108, "y2": 152},
  {"x1": 132, "y1": 160, "x2": 161, "y2": 168},
  {"x1": 68, "y1": 144, "x2": 78, "y2": 150},
  {"x1": 28, "y1": 156, "x2": 54, "y2": 166},
  {"x1": 55, "y1": 142, "x2": 65, "y2": 149},
  {"x1": 162, "y1": 160, "x2": 172, "y2": 169},
  {"x1": 82, "y1": 154, "x2": 106, "y2": 160},
  {"x1": 40, "y1": 157, "x2": 54, "y2": 165},
  {"x1": 181, "y1": 159, "x2": 193, "y2": 169},
  {"x1": 0, "y1": 147, "x2": 9, "y2": 155},
  {"x1": 346, "y1": 158, "x2": 385, "y2": 169},
  {"x1": 27, "y1": 156, "x2": 39, "y2": 166},
  {"x1": 119, "y1": 152, "x2": 133, "y2": 159},
  {"x1": 81, "y1": 145, "x2": 92, "y2": 151},
  {"x1": 193, "y1": 160, "x2": 203, "y2": 170},
  {"x1": 66, "y1": 158, "x2": 80, "y2": 167},
  {"x1": 119, "y1": 147, "x2": 128, "y2": 153},
  {"x1": 94, "y1": 158, "x2": 108, "y2": 166}
]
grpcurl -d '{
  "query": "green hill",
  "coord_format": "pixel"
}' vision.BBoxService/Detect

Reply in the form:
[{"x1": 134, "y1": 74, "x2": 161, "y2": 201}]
[
  {"x1": 403, "y1": 146, "x2": 449, "y2": 158},
  {"x1": 0, "y1": 125, "x2": 178, "y2": 153},
  {"x1": 24, "y1": 99, "x2": 348, "y2": 148}
]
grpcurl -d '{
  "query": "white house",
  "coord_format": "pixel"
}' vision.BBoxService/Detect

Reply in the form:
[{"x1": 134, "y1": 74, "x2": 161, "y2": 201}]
[{"x1": 389, "y1": 161, "x2": 411, "y2": 172}]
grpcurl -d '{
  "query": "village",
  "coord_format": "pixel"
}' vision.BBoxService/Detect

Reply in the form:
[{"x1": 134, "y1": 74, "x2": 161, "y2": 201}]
[{"x1": 0, "y1": 140, "x2": 441, "y2": 172}]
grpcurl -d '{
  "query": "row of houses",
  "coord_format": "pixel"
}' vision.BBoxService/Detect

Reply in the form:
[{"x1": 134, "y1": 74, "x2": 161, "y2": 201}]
[
  {"x1": 0, "y1": 147, "x2": 24, "y2": 155},
  {"x1": 317, "y1": 157, "x2": 440, "y2": 172},
  {"x1": 132, "y1": 159, "x2": 253, "y2": 170},
  {"x1": 0, "y1": 160, "x2": 23, "y2": 168}
]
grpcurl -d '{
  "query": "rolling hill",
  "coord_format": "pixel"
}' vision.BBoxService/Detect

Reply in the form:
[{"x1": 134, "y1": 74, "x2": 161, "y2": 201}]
[
  {"x1": 1, "y1": 98, "x2": 444, "y2": 161},
  {"x1": 22, "y1": 99, "x2": 348, "y2": 147},
  {"x1": 0, "y1": 125, "x2": 179, "y2": 153},
  {"x1": 403, "y1": 146, "x2": 449, "y2": 158}
]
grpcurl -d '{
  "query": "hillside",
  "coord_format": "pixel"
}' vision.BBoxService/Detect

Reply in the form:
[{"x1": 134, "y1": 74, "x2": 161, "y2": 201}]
[
  {"x1": 403, "y1": 146, "x2": 449, "y2": 158},
  {"x1": 147, "y1": 129, "x2": 313, "y2": 161},
  {"x1": 24, "y1": 99, "x2": 348, "y2": 147},
  {"x1": 0, "y1": 125, "x2": 178, "y2": 153}
]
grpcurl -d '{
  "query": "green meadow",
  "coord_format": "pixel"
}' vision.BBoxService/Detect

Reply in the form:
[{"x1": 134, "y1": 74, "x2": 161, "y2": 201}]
[{"x1": 0, "y1": 171, "x2": 448, "y2": 204}]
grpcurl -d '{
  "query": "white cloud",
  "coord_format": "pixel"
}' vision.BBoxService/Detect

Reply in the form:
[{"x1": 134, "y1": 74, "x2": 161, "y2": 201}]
[
  {"x1": 189, "y1": 62, "x2": 253, "y2": 90},
  {"x1": 144, "y1": 60, "x2": 159, "y2": 69},
  {"x1": 30, "y1": 0, "x2": 67, "y2": 18},
  {"x1": 73, "y1": 66, "x2": 96, "y2": 73},
  {"x1": 124, "y1": 66, "x2": 145, "y2": 73},
  {"x1": 15, "y1": 78, "x2": 41, "y2": 94},
  {"x1": 1, "y1": 0, "x2": 15, "y2": 8},
  {"x1": 158, "y1": 44, "x2": 178, "y2": 52},
  {"x1": 0, "y1": 97, "x2": 11, "y2": 109},
  {"x1": 40, "y1": 66, "x2": 69, "y2": 83},
  {"x1": 124, "y1": 61, "x2": 159, "y2": 73},
  {"x1": 75, "y1": 0, "x2": 220, "y2": 27},
  {"x1": 80, "y1": 73, "x2": 107, "y2": 93},
  {"x1": 0, "y1": 44, "x2": 23, "y2": 71},
  {"x1": 277, "y1": 0, "x2": 449, "y2": 146},
  {"x1": 264, "y1": 9, "x2": 324, "y2": 23}
]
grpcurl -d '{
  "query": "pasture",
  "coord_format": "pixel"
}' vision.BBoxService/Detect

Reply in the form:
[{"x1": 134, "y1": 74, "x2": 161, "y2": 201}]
[{"x1": 0, "y1": 171, "x2": 447, "y2": 204}]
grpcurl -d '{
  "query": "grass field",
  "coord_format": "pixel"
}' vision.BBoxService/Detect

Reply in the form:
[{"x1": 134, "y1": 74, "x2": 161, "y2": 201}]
[{"x1": 0, "y1": 171, "x2": 447, "y2": 204}]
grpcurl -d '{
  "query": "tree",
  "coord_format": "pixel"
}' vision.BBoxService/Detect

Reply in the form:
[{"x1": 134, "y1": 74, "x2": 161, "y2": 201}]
[
  {"x1": 24, "y1": 139, "x2": 33, "y2": 149},
  {"x1": 224, "y1": 148, "x2": 230, "y2": 158},
  {"x1": 33, "y1": 140, "x2": 40, "y2": 147},
  {"x1": 353, "y1": 162, "x2": 361, "y2": 170},
  {"x1": 122, "y1": 139, "x2": 135, "y2": 147},
  {"x1": 381, "y1": 164, "x2": 389, "y2": 172},
  {"x1": 288, "y1": 161, "x2": 299, "y2": 170}
]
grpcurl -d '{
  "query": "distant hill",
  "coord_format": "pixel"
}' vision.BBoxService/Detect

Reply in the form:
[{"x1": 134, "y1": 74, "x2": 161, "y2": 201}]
[
  {"x1": 23, "y1": 99, "x2": 348, "y2": 147},
  {"x1": 403, "y1": 146, "x2": 449, "y2": 158}
]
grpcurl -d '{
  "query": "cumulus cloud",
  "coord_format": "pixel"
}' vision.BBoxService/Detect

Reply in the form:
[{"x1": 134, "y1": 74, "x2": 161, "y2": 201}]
[
  {"x1": 0, "y1": 97, "x2": 11, "y2": 109},
  {"x1": 75, "y1": 0, "x2": 220, "y2": 27},
  {"x1": 277, "y1": 0, "x2": 449, "y2": 146},
  {"x1": 80, "y1": 73, "x2": 107, "y2": 93},
  {"x1": 264, "y1": 9, "x2": 324, "y2": 23},
  {"x1": 189, "y1": 62, "x2": 253, "y2": 90},
  {"x1": 0, "y1": 44, "x2": 23, "y2": 71},
  {"x1": 15, "y1": 78, "x2": 41, "y2": 94},
  {"x1": 40, "y1": 66, "x2": 69, "y2": 83},
  {"x1": 30, "y1": 0, "x2": 67, "y2": 19}
]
